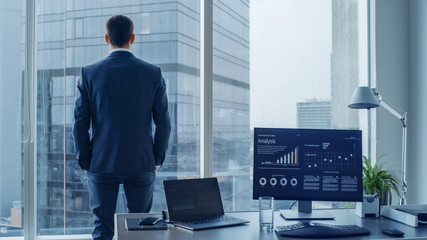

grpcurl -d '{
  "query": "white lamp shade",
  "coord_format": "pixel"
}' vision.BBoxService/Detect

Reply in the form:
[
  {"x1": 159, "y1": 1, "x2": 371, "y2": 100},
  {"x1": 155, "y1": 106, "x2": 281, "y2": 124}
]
[{"x1": 348, "y1": 86, "x2": 380, "y2": 109}]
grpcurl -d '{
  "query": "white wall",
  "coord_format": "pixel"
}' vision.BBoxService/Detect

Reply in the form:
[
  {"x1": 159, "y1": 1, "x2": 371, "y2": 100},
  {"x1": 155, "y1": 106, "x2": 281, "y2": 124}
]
[
  {"x1": 408, "y1": 0, "x2": 427, "y2": 204},
  {"x1": 375, "y1": 0, "x2": 427, "y2": 204},
  {"x1": 374, "y1": 0, "x2": 410, "y2": 204}
]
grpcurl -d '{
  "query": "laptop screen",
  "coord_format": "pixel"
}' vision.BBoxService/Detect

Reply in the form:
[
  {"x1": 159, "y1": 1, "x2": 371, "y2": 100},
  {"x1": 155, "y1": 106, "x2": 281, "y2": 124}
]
[{"x1": 163, "y1": 178, "x2": 225, "y2": 222}]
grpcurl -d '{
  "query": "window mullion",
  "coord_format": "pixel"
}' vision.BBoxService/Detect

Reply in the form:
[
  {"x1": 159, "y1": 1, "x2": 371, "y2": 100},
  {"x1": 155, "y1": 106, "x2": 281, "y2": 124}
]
[
  {"x1": 368, "y1": 0, "x2": 377, "y2": 161},
  {"x1": 200, "y1": 0, "x2": 213, "y2": 178},
  {"x1": 23, "y1": 0, "x2": 37, "y2": 239}
]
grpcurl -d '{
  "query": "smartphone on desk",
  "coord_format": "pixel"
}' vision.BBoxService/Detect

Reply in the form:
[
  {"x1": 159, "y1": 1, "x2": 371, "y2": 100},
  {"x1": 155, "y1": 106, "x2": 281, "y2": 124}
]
[
  {"x1": 125, "y1": 217, "x2": 167, "y2": 230},
  {"x1": 139, "y1": 217, "x2": 162, "y2": 225}
]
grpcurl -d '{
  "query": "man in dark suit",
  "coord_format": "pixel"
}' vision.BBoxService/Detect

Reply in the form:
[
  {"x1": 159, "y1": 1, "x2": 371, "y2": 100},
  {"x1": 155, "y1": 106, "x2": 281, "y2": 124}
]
[{"x1": 73, "y1": 15, "x2": 171, "y2": 240}]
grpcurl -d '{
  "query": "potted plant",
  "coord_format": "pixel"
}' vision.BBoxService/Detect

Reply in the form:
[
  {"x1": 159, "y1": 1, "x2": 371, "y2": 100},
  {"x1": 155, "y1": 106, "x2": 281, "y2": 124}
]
[
  {"x1": 362, "y1": 155, "x2": 400, "y2": 205},
  {"x1": 356, "y1": 155, "x2": 400, "y2": 217}
]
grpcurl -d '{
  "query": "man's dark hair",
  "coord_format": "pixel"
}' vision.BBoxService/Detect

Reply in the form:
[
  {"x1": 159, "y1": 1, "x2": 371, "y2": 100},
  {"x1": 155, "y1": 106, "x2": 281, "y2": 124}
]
[{"x1": 106, "y1": 15, "x2": 134, "y2": 47}]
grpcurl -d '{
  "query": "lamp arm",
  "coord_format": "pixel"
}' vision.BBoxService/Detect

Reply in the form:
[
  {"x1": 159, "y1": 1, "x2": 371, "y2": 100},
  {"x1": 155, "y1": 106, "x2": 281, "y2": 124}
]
[
  {"x1": 400, "y1": 124, "x2": 407, "y2": 205},
  {"x1": 379, "y1": 100, "x2": 408, "y2": 205},
  {"x1": 379, "y1": 101, "x2": 408, "y2": 128},
  {"x1": 379, "y1": 101, "x2": 405, "y2": 121}
]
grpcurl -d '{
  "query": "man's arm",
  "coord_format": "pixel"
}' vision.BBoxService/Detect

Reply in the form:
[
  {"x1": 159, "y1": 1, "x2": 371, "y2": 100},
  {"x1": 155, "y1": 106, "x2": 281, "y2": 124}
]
[
  {"x1": 73, "y1": 68, "x2": 92, "y2": 170},
  {"x1": 152, "y1": 69, "x2": 171, "y2": 167}
]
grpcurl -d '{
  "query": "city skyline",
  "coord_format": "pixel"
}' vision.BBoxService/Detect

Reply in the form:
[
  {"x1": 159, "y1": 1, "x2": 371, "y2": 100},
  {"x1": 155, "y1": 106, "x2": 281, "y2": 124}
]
[{"x1": 0, "y1": 0, "x2": 366, "y2": 237}]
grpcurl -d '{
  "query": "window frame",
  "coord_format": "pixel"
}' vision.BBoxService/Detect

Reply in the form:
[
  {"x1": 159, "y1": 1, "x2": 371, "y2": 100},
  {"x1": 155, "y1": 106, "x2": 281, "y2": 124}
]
[
  {"x1": 23, "y1": 0, "x2": 37, "y2": 238},
  {"x1": 200, "y1": 0, "x2": 214, "y2": 178}
]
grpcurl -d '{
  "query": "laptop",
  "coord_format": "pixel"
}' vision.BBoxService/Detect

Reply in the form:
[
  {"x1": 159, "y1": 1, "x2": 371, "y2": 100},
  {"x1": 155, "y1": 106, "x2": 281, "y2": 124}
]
[{"x1": 163, "y1": 177, "x2": 249, "y2": 230}]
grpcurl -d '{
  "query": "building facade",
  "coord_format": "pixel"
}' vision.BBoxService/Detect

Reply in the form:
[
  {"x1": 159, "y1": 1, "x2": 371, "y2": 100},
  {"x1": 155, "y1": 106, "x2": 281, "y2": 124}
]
[
  {"x1": 331, "y1": 0, "x2": 360, "y2": 129},
  {"x1": 35, "y1": 0, "x2": 249, "y2": 234},
  {"x1": 297, "y1": 100, "x2": 332, "y2": 129}
]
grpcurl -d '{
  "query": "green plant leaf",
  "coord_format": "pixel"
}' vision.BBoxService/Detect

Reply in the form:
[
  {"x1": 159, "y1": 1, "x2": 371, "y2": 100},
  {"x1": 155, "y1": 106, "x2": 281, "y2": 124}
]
[{"x1": 362, "y1": 155, "x2": 400, "y2": 204}]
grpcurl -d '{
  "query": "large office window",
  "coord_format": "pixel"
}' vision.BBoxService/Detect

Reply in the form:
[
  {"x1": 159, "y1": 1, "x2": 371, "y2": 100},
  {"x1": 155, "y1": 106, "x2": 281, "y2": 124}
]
[
  {"x1": 0, "y1": 1, "x2": 26, "y2": 237},
  {"x1": 211, "y1": 0, "x2": 369, "y2": 211},
  {"x1": 36, "y1": 0, "x2": 200, "y2": 235},
  {"x1": 212, "y1": 0, "x2": 251, "y2": 211},
  {"x1": 0, "y1": 0, "x2": 369, "y2": 238},
  {"x1": 249, "y1": 0, "x2": 369, "y2": 209}
]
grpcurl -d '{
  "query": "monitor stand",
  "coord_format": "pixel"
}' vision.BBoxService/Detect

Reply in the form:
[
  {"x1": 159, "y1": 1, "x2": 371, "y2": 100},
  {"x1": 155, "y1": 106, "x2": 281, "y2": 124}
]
[{"x1": 279, "y1": 201, "x2": 334, "y2": 220}]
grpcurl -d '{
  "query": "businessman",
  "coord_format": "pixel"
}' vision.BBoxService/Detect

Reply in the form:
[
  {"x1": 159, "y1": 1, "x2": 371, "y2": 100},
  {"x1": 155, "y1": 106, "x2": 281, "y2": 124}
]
[{"x1": 73, "y1": 15, "x2": 171, "y2": 240}]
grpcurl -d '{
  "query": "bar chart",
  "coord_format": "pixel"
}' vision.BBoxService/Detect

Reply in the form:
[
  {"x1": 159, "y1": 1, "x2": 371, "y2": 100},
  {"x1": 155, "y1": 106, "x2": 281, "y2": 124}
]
[{"x1": 260, "y1": 146, "x2": 300, "y2": 167}]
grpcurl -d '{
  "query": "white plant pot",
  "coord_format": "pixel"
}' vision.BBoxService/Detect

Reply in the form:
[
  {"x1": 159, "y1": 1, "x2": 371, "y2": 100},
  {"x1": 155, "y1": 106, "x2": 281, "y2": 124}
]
[{"x1": 356, "y1": 194, "x2": 379, "y2": 218}]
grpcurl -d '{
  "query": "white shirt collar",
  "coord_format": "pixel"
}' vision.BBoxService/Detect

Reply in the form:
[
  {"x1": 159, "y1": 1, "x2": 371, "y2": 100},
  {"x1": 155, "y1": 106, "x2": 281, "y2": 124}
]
[{"x1": 110, "y1": 48, "x2": 131, "y2": 53}]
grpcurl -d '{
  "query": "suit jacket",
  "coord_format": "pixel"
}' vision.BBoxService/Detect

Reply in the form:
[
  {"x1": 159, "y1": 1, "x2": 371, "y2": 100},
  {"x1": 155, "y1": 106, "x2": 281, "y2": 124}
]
[{"x1": 73, "y1": 50, "x2": 171, "y2": 176}]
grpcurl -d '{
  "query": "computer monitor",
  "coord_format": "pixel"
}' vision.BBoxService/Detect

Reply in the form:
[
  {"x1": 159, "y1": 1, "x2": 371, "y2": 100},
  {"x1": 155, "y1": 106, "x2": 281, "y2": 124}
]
[{"x1": 253, "y1": 127, "x2": 363, "y2": 220}]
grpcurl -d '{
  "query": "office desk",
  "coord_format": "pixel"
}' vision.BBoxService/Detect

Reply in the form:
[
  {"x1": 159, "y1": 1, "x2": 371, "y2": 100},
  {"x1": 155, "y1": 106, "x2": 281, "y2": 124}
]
[{"x1": 114, "y1": 209, "x2": 427, "y2": 240}]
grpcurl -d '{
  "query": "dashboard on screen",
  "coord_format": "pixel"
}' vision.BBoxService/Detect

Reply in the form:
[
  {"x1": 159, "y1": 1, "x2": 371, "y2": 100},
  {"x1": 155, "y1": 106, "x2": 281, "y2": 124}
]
[{"x1": 253, "y1": 128, "x2": 363, "y2": 202}]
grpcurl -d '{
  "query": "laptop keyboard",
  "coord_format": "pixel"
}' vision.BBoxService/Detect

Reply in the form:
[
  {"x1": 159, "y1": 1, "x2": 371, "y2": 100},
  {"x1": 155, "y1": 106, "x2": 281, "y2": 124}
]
[{"x1": 185, "y1": 215, "x2": 236, "y2": 224}]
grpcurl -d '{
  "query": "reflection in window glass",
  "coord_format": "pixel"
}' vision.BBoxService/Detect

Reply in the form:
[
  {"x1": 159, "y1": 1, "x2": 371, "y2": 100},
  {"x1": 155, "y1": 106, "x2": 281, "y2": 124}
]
[
  {"x1": 36, "y1": 0, "x2": 200, "y2": 235},
  {"x1": 137, "y1": 13, "x2": 150, "y2": 35},
  {"x1": 0, "y1": 1, "x2": 25, "y2": 237}
]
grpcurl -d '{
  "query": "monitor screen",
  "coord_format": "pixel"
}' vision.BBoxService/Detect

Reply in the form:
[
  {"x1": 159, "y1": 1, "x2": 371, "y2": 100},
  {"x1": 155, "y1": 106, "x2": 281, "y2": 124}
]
[{"x1": 253, "y1": 128, "x2": 363, "y2": 202}]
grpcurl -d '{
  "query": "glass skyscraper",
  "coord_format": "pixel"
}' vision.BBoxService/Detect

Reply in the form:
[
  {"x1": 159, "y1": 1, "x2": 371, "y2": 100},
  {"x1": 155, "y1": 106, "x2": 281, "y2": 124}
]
[
  {"x1": 35, "y1": 0, "x2": 250, "y2": 234},
  {"x1": 331, "y1": 0, "x2": 360, "y2": 129}
]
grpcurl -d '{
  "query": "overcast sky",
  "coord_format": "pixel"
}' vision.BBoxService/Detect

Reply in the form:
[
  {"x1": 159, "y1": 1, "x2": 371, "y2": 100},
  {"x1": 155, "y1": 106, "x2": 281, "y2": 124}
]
[{"x1": 250, "y1": 0, "x2": 332, "y2": 129}]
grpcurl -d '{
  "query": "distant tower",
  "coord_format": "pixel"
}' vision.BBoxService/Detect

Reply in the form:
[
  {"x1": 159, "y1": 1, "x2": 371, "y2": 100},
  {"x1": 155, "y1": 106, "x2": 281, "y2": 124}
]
[
  {"x1": 297, "y1": 99, "x2": 331, "y2": 129},
  {"x1": 331, "y1": 0, "x2": 359, "y2": 129}
]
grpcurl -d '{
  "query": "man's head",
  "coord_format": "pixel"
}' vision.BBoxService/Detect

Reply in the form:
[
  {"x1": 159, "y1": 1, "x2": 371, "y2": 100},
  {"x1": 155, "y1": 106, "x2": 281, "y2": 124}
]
[{"x1": 105, "y1": 15, "x2": 135, "y2": 49}]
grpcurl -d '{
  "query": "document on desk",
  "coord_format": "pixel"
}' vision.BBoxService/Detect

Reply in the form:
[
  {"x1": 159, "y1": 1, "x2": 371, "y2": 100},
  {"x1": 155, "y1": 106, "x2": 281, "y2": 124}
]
[
  {"x1": 396, "y1": 208, "x2": 427, "y2": 217},
  {"x1": 125, "y1": 218, "x2": 168, "y2": 230},
  {"x1": 396, "y1": 208, "x2": 427, "y2": 224},
  {"x1": 382, "y1": 204, "x2": 427, "y2": 227}
]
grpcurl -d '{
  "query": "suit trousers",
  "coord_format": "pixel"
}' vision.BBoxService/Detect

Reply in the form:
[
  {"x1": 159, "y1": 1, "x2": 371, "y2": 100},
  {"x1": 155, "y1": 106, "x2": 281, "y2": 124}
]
[{"x1": 87, "y1": 172, "x2": 155, "y2": 240}]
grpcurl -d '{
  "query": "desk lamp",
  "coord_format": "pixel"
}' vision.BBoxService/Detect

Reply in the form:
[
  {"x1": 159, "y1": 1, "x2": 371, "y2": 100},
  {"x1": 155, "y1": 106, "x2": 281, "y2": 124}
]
[{"x1": 348, "y1": 86, "x2": 407, "y2": 205}]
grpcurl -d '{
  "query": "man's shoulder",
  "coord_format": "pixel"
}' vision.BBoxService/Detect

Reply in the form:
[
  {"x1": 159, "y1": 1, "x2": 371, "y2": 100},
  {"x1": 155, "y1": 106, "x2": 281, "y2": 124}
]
[
  {"x1": 132, "y1": 56, "x2": 160, "y2": 72},
  {"x1": 81, "y1": 58, "x2": 105, "y2": 72}
]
